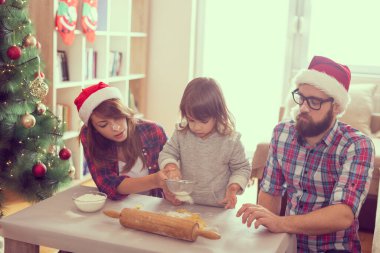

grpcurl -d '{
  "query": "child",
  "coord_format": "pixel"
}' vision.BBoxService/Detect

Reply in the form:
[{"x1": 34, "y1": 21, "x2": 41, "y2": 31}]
[
  {"x1": 159, "y1": 77, "x2": 252, "y2": 208},
  {"x1": 74, "y1": 82, "x2": 178, "y2": 204}
]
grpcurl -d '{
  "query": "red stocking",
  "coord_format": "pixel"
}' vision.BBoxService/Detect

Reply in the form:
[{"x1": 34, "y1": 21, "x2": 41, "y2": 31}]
[
  {"x1": 82, "y1": 0, "x2": 98, "y2": 43},
  {"x1": 55, "y1": 0, "x2": 78, "y2": 45}
]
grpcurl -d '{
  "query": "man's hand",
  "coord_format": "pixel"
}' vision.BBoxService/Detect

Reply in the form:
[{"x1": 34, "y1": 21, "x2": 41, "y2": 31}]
[
  {"x1": 219, "y1": 183, "x2": 241, "y2": 209},
  {"x1": 236, "y1": 203, "x2": 285, "y2": 233}
]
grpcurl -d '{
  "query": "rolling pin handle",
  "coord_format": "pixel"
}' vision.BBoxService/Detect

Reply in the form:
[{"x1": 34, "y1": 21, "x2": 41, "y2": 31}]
[
  {"x1": 103, "y1": 210, "x2": 121, "y2": 219},
  {"x1": 197, "y1": 229, "x2": 221, "y2": 240}
]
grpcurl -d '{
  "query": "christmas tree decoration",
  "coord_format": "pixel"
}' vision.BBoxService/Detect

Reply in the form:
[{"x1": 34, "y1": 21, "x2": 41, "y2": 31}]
[
  {"x1": 34, "y1": 71, "x2": 45, "y2": 79},
  {"x1": 55, "y1": 0, "x2": 78, "y2": 45},
  {"x1": 48, "y1": 145, "x2": 57, "y2": 154},
  {"x1": 6, "y1": 45, "x2": 22, "y2": 60},
  {"x1": 29, "y1": 76, "x2": 49, "y2": 100},
  {"x1": 0, "y1": 0, "x2": 70, "y2": 213},
  {"x1": 23, "y1": 34, "x2": 37, "y2": 48},
  {"x1": 12, "y1": 0, "x2": 26, "y2": 9},
  {"x1": 82, "y1": 0, "x2": 98, "y2": 43},
  {"x1": 68, "y1": 165, "x2": 76, "y2": 178},
  {"x1": 32, "y1": 162, "x2": 47, "y2": 178},
  {"x1": 59, "y1": 147, "x2": 72, "y2": 160},
  {"x1": 36, "y1": 102, "x2": 47, "y2": 115},
  {"x1": 21, "y1": 112, "x2": 36, "y2": 128}
]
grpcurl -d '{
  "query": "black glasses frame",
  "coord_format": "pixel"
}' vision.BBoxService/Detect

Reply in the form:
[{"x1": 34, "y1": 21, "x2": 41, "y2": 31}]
[{"x1": 291, "y1": 88, "x2": 334, "y2": 110}]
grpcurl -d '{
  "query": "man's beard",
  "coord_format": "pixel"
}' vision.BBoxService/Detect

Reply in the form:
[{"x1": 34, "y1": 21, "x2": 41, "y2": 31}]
[{"x1": 295, "y1": 107, "x2": 334, "y2": 138}]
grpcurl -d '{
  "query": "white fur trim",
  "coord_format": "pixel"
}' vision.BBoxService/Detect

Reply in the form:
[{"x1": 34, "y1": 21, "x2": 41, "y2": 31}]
[
  {"x1": 79, "y1": 87, "x2": 122, "y2": 125},
  {"x1": 293, "y1": 69, "x2": 350, "y2": 114}
]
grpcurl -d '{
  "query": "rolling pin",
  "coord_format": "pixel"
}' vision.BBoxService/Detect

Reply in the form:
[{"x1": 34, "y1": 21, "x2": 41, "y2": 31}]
[{"x1": 104, "y1": 208, "x2": 221, "y2": 242}]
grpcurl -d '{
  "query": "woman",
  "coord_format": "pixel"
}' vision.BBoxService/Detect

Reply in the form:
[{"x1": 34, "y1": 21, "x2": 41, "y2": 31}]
[{"x1": 74, "y1": 82, "x2": 178, "y2": 203}]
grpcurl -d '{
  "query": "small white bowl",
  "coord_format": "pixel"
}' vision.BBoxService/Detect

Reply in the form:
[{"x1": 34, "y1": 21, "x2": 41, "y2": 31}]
[{"x1": 72, "y1": 191, "x2": 107, "y2": 212}]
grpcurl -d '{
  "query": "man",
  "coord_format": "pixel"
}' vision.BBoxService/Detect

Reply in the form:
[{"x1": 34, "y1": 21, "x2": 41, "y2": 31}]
[{"x1": 237, "y1": 56, "x2": 374, "y2": 252}]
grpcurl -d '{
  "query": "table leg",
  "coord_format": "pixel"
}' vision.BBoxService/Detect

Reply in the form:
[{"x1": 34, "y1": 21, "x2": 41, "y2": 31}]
[{"x1": 4, "y1": 238, "x2": 39, "y2": 253}]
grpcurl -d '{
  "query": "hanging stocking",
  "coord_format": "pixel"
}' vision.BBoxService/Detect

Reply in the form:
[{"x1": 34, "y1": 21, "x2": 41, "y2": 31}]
[
  {"x1": 55, "y1": 0, "x2": 78, "y2": 45},
  {"x1": 82, "y1": 0, "x2": 98, "y2": 43}
]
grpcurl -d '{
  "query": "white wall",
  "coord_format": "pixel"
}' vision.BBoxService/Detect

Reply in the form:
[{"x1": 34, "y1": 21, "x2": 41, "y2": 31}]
[{"x1": 146, "y1": 0, "x2": 196, "y2": 135}]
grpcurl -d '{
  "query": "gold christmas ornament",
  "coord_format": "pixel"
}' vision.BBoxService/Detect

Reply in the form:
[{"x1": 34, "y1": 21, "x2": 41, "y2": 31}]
[
  {"x1": 21, "y1": 113, "x2": 36, "y2": 128},
  {"x1": 23, "y1": 34, "x2": 37, "y2": 47},
  {"x1": 29, "y1": 76, "x2": 48, "y2": 100},
  {"x1": 36, "y1": 102, "x2": 47, "y2": 115},
  {"x1": 48, "y1": 145, "x2": 57, "y2": 155}
]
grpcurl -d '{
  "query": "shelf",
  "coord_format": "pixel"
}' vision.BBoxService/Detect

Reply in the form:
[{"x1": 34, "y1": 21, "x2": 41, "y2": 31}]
[
  {"x1": 55, "y1": 81, "x2": 83, "y2": 89},
  {"x1": 29, "y1": 0, "x2": 150, "y2": 183},
  {"x1": 130, "y1": 32, "x2": 147, "y2": 37},
  {"x1": 108, "y1": 31, "x2": 129, "y2": 37}
]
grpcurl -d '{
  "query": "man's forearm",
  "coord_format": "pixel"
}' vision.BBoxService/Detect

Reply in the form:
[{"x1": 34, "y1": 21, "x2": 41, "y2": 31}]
[
  {"x1": 280, "y1": 203, "x2": 354, "y2": 235},
  {"x1": 258, "y1": 190, "x2": 282, "y2": 215}
]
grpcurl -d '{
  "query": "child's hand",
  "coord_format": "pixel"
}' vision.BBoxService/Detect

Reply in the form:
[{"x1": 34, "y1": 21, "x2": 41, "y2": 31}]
[
  {"x1": 219, "y1": 183, "x2": 242, "y2": 209},
  {"x1": 155, "y1": 170, "x2": 182, "y2": 206},
  {"x1": 162, "y1": 163, "x2": 182, "y2": 180},
  {"x1": 163, "y1": 188, "x2": 183, "y2": 206}
]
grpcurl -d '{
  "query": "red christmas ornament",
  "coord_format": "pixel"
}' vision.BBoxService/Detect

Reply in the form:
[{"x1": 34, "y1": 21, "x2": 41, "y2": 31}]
[
  {"x1": 0, "y1": 0, "x2": 6, "y2": 4},
  {"x1": 36, "y1": 102, "x2": 47, "y2": 115},
  {"x1": 34, "y1": 72, "x2": 45, "y2": 79},
  {"x1": 7, "y1": 45, "x2": 22, "y2": 60},
  {"x1": 59, "y1": 147, "x2": 72, "y2": 160},
  {"x1": 32, "y1": 162, "x2": 47, "y2": 178}
]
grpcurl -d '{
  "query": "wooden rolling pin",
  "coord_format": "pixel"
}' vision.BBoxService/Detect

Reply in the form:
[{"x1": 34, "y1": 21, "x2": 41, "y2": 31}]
[{"x1": 104, "y1": 208, "x2": 221, "y2": 242}]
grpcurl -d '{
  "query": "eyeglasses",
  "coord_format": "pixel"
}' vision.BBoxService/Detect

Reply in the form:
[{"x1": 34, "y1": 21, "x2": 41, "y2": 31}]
[{"x1": 291, "y1": 89, "x2": 334, "y2": 110}]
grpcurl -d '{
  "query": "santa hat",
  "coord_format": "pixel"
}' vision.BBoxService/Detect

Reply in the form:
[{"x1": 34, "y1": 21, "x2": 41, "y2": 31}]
[
  {"x1": 74, "y1": 82, "x2": 122, "y2": 125},
  {"x1": 293, "y1": 56, "x2": 351, "y2": 114}
]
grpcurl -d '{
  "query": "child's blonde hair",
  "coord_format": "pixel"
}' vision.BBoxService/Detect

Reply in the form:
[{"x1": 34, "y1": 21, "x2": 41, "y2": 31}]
[{"x1": 179, "y1": 77, "x2": 235, "y2": 135}]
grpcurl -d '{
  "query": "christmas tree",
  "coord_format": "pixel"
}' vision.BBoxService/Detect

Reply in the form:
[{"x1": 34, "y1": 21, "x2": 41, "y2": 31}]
[{"x1": 0, "y1": 0, "x2": 72, "y2": 216}]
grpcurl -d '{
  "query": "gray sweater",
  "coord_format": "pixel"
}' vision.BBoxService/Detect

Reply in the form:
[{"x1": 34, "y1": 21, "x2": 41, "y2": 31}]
[{"x1": 159, "y1": 129, "x2": 251, "y2": 207}]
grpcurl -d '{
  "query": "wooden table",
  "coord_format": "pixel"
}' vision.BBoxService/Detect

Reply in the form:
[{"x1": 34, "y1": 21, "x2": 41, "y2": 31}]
[{"x1": 0, "y1": 185, "x2": 296, "y2": 253}]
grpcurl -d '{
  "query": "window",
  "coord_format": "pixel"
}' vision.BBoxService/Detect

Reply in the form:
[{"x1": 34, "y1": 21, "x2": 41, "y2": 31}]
[
  {"x1": 195, "y1": 0, "x2": 290, "y2": 153},
  {"x1": 291, "y1": 0, "x2": 380, "y2": 75}
]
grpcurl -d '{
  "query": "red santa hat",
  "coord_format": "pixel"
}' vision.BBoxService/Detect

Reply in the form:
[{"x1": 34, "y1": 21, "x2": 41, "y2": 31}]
[
  {"x1": 293, "y1": 56, "x2": 351, "y2": 114},
  {"x1": 74, "y1": 82, "x2": 122, "y2": 125}
]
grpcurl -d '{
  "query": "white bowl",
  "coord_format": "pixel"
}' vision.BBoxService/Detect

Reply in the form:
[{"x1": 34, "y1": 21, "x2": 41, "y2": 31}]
[{"x1": 72, "y1": 191, "x2": 107, "y2": 212}]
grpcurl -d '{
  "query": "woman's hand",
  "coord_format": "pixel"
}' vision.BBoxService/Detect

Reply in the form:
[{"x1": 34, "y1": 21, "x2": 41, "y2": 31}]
[
  {"x1": 219, "y1": 183, "x2": 241, "y2": 209},
  {"x1": 162, "y1": 163, "x2": 182, "y2": 180}
]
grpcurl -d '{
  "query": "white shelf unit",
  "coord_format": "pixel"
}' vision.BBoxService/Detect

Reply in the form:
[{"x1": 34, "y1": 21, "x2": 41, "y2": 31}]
[{"x1": 29, "y1": 0, "x2": 150, "y2": 183}]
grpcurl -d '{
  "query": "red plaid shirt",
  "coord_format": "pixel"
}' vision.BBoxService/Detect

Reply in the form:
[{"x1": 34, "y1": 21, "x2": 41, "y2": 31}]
[
  {"x1": 260, "y1": 120, "x2": 375, "y2": 252},
  {"x1": 81, "y1": 120, "x2": 167, "y2": 200}
]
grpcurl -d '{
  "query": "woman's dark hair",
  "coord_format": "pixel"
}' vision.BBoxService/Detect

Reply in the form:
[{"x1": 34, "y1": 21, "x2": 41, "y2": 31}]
[{"x1": 81, "y1": 99, "x2": 144, "y2": 170}]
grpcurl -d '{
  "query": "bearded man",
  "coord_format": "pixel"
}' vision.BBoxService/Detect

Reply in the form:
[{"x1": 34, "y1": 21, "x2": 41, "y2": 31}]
[{"x1": 237, "y1": 56, "x2": 374, "y2": 253}]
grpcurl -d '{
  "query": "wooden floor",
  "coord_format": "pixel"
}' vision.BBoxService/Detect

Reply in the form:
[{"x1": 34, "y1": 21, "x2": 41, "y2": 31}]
[{"x1": 2, "y1": 179, "x2": 375, "y2": 253}]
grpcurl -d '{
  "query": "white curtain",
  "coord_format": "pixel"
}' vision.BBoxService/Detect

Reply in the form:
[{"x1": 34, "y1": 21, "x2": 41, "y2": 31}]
[{"x1": 195, "y1": 0, "x2": 290, "y2": 155}]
